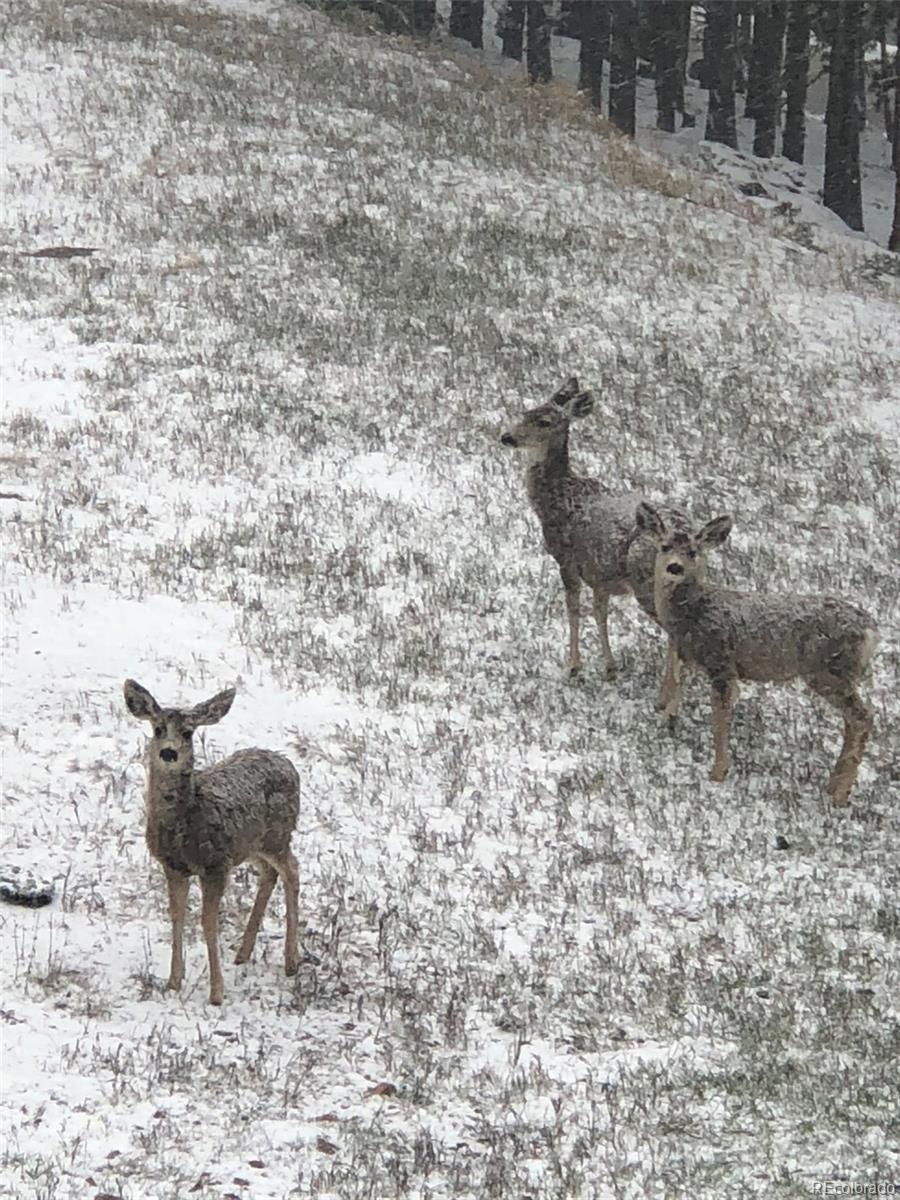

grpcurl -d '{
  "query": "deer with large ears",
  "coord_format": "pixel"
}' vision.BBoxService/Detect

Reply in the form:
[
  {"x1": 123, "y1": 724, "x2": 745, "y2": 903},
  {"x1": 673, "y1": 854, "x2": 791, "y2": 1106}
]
[
  {"x1": 124, "y1": 680, "x2": 300, "y2": 1005},
  {"x1": 500, "y1": 376, "x2": 703, "y2": 689},
  {"x1": 637, "y1": 503, "x2": 879, "y2": 805}
]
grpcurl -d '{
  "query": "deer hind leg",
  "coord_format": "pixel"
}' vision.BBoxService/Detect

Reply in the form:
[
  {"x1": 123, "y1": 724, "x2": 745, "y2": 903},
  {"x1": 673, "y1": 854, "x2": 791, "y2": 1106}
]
[
  {"x1": 275, "y1": 850, "x2": 301, "y2": 977},
  {"x1": 809, "y1": 676, "x2": 873, "y2": 807},
  {"x1": 591, "y1": 590, "x2": 617, "y2": 680},
  {"x1": 561, "y1": 571, "x2": 582, "y2": 676},
  {"x1": 199, "y1": 871, "x2": 227, "y2": 1005},
  {"x1": 235, "y1": 862, "x2": 278, "y2": 966},
  {"x1": 164, "y1": 867, "x2": 190, "y2": 992},
  {"x1": 708, "y1": 676, "x2": 737, "y2": 782}
]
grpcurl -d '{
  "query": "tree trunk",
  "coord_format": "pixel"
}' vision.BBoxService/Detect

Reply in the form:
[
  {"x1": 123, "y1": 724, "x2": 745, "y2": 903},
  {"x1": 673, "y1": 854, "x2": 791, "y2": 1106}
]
[
  {"x1": 783, "y1": 1, "x2": 810, "y2": 163},
  {"x1": 735, "y1": 3, "x2": 753, "y2": 92},
  {"x1": 497, "y1": 0, "x2": 526, "y2": 60},
  {"x1": 824, "y1": 1, "x2": 864, "y2": 231},
  {"x1": 449, "y1": 0, "x2": 484, "y2": 48},
  {"x1": 409, "y1": 0, "x2": 436, "y2": 36},
  {"x1": 526, "y1": 1, "x2": 552, "y2": 84},
  {"x1": 676, "y1": 1, "x2": 691, "y2": 123},
  {"x1": 752, "y1": 2, "x2": 787, "y2": 157},
  {"x1": 744, "y1": 6, "x2": 763, "y2": 118},
  {"x1": 876, "y1": 4, "x2": 894, "y2": 143},
  {"x1": 648, "y1": 0, "x2": 683, "y2": 132},
  {"x1": 609, "y1": 0, "x2": 638, "y2": 136},
  {"x1": 890, "y1": 90, "x2": 900, "y2": 249},
  {"x1": 704, "y1": 2, "x2": 738, "y2": 149},
  {"x1": 580, "y1": 1, "x2": 610, "y2": 109}
]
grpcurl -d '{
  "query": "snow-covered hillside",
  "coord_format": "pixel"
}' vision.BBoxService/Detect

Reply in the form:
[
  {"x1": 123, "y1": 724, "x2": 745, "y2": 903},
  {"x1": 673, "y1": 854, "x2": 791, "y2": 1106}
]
[{"x1": 1, "y1": 2, "x2": 898, "y2": 1198}]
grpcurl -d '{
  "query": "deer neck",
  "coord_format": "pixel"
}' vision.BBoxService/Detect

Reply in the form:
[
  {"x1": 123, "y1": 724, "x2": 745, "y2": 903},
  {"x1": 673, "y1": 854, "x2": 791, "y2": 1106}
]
[
  {"x1": 655, "y1": 571, "x2": 704, "y2": 635},
  {"x1": 145, "y1": 760, "x2": 195, "y2": 828},
  {"x1": 526, "y1": 435, "x2": 570, "y2": 509}
]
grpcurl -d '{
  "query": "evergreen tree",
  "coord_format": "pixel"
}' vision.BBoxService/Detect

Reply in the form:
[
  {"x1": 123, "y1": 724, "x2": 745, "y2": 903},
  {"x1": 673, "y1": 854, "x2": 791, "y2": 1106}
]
[
  {"x1": 609, "y1": 0, "x2": 638, "y2": 136},
  {"x1": 449, "y1": 0, "x2": 484, "y2": 48},
  {"x1": 526, "y1": 1, "x2": 552, "y2": 84},
  {"x1": 752, "y1": 2, "x2": 787, "y2": 158},
  {"x1": 579, "y1": 1, "x2": 610, "y2": 109},
  {"x1": 497, "y1": 0, "x2": 526, "y2": 60},
  {"x1": 408, "y1": 0, "x2": 436, "y2": 36},
  {"x1": 647, "y1": 0, "x2": 685, "y2": 132},
  {"x1": 703, "y1": 2, "x2": 738, "y2": 149},
  {"x1": 783, "y1": 1, "x2": 811, "y2": 163},
  {"x1": 890, "y1": 2, "x2": 900, "y2": 248},
  {"x1": 824, "y1": 1, "x2": 864, "y2": 230}
]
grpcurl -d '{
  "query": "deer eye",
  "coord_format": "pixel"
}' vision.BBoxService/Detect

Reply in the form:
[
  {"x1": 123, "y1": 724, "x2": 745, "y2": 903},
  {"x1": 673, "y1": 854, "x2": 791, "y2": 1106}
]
[
  {"x1": 661, "y1": 543, "x2": 673, "y2": 553},
  {"x1": 536, "y1": 418, "x2": 553, "y2": 428},
  {"x1": 687, "y1": 549, "x2": 697, "y2": 559},
  {"x1": 153, "y1": 725, "x2": 165, "y2": 738}
]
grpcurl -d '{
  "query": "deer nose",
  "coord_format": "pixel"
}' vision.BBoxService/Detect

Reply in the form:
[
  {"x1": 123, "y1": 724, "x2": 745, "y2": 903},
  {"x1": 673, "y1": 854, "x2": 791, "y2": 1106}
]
[
  {"x1": 666, "y1": 563, "x2": 685, "y2": 576},
  {"x1": 500, "y1": 433, "x2": 517, "y2": 447},
  {"x1": 159, "y1": 748, "x2": 178, "y2": 763}
]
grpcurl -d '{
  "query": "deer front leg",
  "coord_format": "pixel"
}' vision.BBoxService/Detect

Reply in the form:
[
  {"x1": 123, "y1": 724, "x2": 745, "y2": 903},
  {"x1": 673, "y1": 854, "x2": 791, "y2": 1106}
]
[
  {"x1": 825, "y1": 690, "x2": 873, "y2": 808},
  {"x1": 561, "y1": 569, "x2": 582, "y2": 676},
  {"x1": 200, "y1": 871, "x2": 227, "y2": 1005},
  {"x1": 591, "y1": 590, "x2": 617, "y2": 680},
  {"x1": 658, "y1": 638, "x2": 683, "y2": 727},
  {"x1": 164, "y1": 867, "x2": 190, "y2": 993},
  {"x1": 709, "y1": 677, "x2": 737, "y2": 782}
]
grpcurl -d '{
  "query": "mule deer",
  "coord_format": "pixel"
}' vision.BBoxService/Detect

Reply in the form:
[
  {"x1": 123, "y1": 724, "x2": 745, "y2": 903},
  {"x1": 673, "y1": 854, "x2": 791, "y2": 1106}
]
[
  {"x1": 124, "y1": 680, "x2": 300, "y2": 1005},
  {"x1": 500, "y1": 377, "x2": 710, "y2": 690},
  {"x1": 636, "y1": 503, "x2": 879, "y2": 805}
]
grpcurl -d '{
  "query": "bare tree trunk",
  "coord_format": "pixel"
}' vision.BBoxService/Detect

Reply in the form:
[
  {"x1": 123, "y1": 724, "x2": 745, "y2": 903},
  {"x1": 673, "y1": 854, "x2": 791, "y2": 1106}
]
[
  {"x1": 497, "y1": 0, "x2": 526, "y2": 60},
  {"x1": 745, "y1": 5, "x2": 763, "y2": 118},
  {"x1": 824, "y1": 1, "x2": 864, "y2": 231},
  {"x1": 609, "y1": 0, "x2": 637, "y2": 136},
  {"x1": 783, "y1": 1, "x2": 810, "y2": 163},
  {"x1": 409, "y1": 0, "x2": 436, "y2": 36},
  {"x1": 752, "y1": 2, "x2": 787, "y2": 157},
  {"x1": 676, "y1": 0, "x2": 691, "y2": 123},
  {"x1": 449, "y1": 0, "x2": 484, "y2": 48},
  {"x1": 735, "y1": 2, "x2": 753, "y2": 93},
  {"x1": 890, "y1": 90, "x2": 900, "y2": 249},
  {"x1": 526, "y1": 1, "x2": 552, "y2": 84},
  {"x1": 704, "y1": 2, "x2": 738, "y2": 149},
  {"x1": 648, "y1": 0, "x2": 683, "y2": 132},
  {"x1": 580, "y1": 1, "x2": 610, "y2": 109},
  {"x1": 875, "y1": 4, "x2": 894, "y2": 142}
]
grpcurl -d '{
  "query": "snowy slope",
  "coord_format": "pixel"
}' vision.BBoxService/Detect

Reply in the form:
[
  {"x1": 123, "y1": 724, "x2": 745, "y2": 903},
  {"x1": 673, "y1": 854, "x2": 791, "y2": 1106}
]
[{"x1": 1, "y1": 2, "x2": 898, "y2": 1198}]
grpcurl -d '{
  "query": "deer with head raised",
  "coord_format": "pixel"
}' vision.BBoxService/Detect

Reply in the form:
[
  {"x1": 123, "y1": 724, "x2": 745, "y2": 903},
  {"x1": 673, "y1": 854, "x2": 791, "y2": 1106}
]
[
  {"x1": 636, "y1": 503, "x2": 879, "y2": 805},
  {"x1": 500, "y1": 377, "x2": 711, "y2": 694},
  {"x1": 124, "y1": 680, "x2": 301, "y2": 1005}
]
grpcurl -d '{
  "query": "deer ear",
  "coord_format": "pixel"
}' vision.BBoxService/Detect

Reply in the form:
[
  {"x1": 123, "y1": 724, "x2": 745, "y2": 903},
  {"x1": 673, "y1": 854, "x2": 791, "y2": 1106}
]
[
  {"x1": 124, "y1": 679, "x2": 160, "y2": 722},
  {"x1": 699, "y1": 515, "x2": 733, "y2": 547},
  {"x1": 636, "y1": 502, "x2": 665, "y2": 537},
  {"x1": 187, "y1": 687, "x2": 236, "y2": 728},
  {"x1": 570, "y1": 391, "x2": 594, "y2": 419},
  {"x1": 550, "y1": 376, "x2": 580, "y2": 406}
]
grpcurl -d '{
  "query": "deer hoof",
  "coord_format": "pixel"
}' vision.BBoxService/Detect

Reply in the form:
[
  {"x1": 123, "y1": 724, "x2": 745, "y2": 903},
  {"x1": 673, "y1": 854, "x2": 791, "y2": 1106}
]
[
  {"x1": 827, "y1": 780, "x2": 851, "y2": 807},
  {"x1": 708, "y1": 767, "x2": 727, "y2": 783}
]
